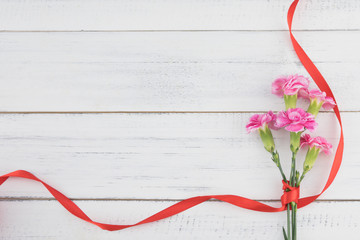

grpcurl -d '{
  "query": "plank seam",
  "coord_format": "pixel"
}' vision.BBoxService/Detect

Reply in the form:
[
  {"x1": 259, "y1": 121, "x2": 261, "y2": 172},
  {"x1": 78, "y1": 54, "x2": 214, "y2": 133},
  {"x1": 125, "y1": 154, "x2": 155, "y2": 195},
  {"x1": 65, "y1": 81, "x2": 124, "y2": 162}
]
[
  {"x1": 0, "y1": 198, "x2": 357, "y2": 202},
  {"x1": 0, "y1": 111, "x2": 354, "y2": 114},
  {"x1": 0, "y1": 29, "x2": 360, "y2": 33}
]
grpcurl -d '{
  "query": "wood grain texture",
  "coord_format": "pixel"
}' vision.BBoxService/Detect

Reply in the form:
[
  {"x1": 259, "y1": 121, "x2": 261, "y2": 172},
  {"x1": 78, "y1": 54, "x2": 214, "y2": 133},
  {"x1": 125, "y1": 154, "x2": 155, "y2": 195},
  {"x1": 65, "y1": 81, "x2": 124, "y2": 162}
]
[
  {"x1": 0, "y1": 112, "x2": 353, "y2": 200},
  {"x1": 0, "y1": 31, "x2": 358, "y2": 111},
  {"x1": 0, "y1": 0, "x2": 357, "y2": 238},
  {"x1": 0, "y1": 0, "x2": 359, "y2": 31},
  {"x1": 0, "y1": 200, "x2": 359, "y2": 239}
]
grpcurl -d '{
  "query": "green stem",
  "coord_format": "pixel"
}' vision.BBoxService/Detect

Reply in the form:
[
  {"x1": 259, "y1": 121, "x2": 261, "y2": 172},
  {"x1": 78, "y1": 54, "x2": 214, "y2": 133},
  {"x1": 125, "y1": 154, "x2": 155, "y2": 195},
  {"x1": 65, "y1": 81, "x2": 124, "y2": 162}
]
[
  {"x1": 290, "y1": 151, "x2": 297, "y2": 240},
  {"x1": 271, "y1": 151, "x2": 290, "y2": 239},
  {"x1": 293, "y1": 171, "x2": 303, "y2": 239},
  {"x1": 278, "y1": 160, "x2": 287, "y2": 182},
  {"x1": 297, "y1": 172, "x2": 306, "y2": 187},
  {"x1": 291, "y1": 202, "x2": 296, "y2": 240},
  {"x1": 290, "y1": 152, "x2": 296, "y2": 186},
  {"x1": 293, "y1": 203, "x2": 297, "y2": 240},
  {"x1": 271, "y1": 151, "x2": 287, "y2": 182},
  {"x1": 287, "y1": 204, "x2": 291, "y2": 239}
]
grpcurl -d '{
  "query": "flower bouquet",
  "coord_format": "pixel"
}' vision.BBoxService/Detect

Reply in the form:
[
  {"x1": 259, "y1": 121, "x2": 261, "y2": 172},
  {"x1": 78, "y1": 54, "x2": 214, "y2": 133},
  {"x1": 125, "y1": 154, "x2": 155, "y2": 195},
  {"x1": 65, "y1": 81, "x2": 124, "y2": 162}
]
[{"x1": 246, "y1": 75, "x2": 336, "y2": 240}]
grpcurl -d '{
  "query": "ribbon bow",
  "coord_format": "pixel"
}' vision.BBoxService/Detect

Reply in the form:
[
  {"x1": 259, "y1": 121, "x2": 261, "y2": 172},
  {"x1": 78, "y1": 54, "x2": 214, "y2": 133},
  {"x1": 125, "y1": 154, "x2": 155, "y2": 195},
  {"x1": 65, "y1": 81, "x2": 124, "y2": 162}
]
[{"x1": 281, "y1": 181, "x2": 300, "y2": 206}]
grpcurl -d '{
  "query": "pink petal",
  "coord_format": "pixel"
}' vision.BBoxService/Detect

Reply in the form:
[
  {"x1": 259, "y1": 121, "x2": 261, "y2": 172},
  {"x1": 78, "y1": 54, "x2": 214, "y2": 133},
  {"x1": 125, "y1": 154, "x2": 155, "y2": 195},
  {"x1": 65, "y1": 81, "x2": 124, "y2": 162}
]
[
  {"x1": 272, "y1": 78, "x2": 287, "y2": 97},
  {"x1": 300, "y1": 134, "x2": 312, "y2": 148},
  {"x1": 298, "y1": 88, "x2": 309, "y2": 99},
  {"x1": 322, "y1": 96, "x2": 336, "y2": 110},
  {"x1": 285, "y1": 123, "x2": 305, "y2": 132},
  {"x1": 304, "y1": 121, "x2": 318, "y2": 132},
  {"x1": 275, "y1": 112, "x2": 291, "y2": 128}
]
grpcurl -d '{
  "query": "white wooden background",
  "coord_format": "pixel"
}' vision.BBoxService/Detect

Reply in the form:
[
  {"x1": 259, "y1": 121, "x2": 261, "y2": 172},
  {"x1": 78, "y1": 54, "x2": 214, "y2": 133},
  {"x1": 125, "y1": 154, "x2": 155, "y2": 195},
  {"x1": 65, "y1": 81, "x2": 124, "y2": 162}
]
[{"x1": 0, "y1": 0, "x2": 359, "y2": 239}]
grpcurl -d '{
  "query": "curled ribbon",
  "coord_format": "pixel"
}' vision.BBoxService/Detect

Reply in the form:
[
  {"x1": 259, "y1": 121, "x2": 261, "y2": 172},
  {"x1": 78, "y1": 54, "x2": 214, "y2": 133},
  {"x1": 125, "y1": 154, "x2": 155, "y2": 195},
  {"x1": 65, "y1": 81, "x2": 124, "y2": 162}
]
[{"x1": 0, "y1": 0, "x2": 344, "y2": 231}]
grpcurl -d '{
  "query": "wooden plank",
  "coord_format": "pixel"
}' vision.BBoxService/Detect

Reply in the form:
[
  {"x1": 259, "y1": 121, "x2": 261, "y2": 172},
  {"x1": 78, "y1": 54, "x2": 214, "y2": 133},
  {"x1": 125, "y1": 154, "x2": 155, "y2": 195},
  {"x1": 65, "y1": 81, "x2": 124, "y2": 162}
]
[
  {"x1": 0, "y1": 112, "x2": 354, "y2": 200},
  {"x1": 0, "y1": 200, "x2": 358, "y2": 239},
  {"x1": 0, "y1": 0, "x2": 359, "y2": 31},
  {"x1": 0, "y1": 31, "x2": 358, "y2": 111}
]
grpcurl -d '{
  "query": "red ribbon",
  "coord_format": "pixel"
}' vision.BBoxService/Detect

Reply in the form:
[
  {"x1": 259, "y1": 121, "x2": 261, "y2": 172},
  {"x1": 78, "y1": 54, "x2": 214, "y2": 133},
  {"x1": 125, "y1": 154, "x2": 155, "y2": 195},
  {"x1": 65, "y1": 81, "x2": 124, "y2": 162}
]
[
  {"x1": 0, "y1": 0, "x2": 344, "y2": 231},
  {"x1": 281, "y1": 181, "x2": 299, "y2": 205}
]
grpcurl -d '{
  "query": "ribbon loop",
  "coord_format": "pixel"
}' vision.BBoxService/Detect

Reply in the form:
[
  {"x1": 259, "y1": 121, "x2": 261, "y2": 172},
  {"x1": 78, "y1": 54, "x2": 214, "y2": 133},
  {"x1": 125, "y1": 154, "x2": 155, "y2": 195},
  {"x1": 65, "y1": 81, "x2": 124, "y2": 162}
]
[{"x1": 281, "y1": 180, "x2": 300, "y2": 206}]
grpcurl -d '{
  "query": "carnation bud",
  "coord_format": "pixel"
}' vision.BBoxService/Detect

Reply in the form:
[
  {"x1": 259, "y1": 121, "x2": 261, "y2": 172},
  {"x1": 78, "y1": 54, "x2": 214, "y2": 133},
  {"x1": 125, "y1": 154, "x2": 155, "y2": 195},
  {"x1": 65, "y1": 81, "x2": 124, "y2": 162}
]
[
  {"x1": 303, "y1": 146, "x2": 321, "y2": 174},
  {"x1": 295, "y1": 170, "x2": 300, "y2": 184},
  {"x1": 271, "y1": 151, "x2": 280, "y2": 167},
  {"x1": 259, "y1": 125, "x2": 276, "y2": 153}
]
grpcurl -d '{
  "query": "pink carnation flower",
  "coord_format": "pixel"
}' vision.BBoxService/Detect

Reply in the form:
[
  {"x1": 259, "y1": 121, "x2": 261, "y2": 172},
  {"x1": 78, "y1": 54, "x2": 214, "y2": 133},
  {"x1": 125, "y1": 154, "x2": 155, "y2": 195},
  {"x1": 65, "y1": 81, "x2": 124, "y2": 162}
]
[
  {"x1": 299, "y1": 89, "x2": 336, "y2": 110},
  {"x1": 275, "y1": 108, "x2": 317, "y2": 132},
  {"x1": 299, "y1": 89, "x2": 326, "y2": 101},
  {"x1": 272, "y1": 75, "x2": 310, "y2": 97},
  {"x1": 300, "y1": 134, "x2": 332, "y2": 155},
  {"x1": 322, "y1": 97, "x2": 336, "y2": 110},
  {"x1": 246, "y1": 111, "x2": 277, "y2": 133}
]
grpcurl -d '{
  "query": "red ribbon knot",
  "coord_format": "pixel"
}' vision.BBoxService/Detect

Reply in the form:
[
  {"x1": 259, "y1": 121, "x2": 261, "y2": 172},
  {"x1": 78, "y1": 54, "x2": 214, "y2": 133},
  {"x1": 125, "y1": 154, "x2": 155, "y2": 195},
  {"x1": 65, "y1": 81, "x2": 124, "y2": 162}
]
[{"x1": 281, "y1": 180, "x2": 300, "y2": 206}]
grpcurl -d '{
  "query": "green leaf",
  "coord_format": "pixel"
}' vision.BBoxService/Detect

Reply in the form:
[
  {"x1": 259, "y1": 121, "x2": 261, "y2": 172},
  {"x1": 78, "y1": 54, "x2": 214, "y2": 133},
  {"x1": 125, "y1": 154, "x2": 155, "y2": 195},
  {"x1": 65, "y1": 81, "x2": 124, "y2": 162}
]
[{"x1": 282, "y1": 227, "x2": 289, "y2": 240}]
